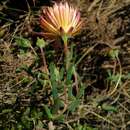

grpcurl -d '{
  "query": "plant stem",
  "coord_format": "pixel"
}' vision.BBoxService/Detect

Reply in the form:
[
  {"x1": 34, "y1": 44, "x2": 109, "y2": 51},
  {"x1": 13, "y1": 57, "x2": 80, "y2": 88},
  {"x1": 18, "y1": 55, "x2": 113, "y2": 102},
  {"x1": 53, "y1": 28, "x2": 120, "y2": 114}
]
[
  {"x1": 63, "y1": 35, "x2": 79, "y2": 95},
  {"x1": 74, "y1": 70, "x2": 79, "y2": 93},
  {"x1": 62, "y1": 35, "x2": 69, "y2": 105},
  {"x1": 64, "y1": 42, "x2": 70, "y2": 70},
  {"x1": 62, "y1": 34, "x2": 70, "y2": 70},
  {"x1": 40, "y1": 47, "x2": 49, "y2": 74}
]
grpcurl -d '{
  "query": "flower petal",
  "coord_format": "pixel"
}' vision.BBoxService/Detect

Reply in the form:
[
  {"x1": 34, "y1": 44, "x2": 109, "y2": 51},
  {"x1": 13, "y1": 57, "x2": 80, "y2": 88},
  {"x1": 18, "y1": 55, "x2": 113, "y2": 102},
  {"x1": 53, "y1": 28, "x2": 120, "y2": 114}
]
[{"x1": 40, "y1": 2, "x2": 82, "y2": 39}]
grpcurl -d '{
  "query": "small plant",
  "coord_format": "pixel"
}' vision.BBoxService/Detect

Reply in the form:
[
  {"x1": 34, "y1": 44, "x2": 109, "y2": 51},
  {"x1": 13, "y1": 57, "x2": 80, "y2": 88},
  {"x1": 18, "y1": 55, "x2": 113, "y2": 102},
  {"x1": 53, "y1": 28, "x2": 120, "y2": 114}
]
[
  {"x1": 39, "y1": 1, "x2": 83, "y2": 114},
  {"x1": 10, "y1": 2, "x2": 84, "y2": 129}
]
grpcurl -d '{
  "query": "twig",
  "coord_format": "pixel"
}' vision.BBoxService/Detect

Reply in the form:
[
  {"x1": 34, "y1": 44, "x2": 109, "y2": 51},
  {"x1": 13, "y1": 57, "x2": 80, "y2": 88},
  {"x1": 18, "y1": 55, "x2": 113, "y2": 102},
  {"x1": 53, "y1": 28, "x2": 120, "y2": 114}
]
[{"x1": 64, "y1": 42, "x2": 70, "y2": 70}]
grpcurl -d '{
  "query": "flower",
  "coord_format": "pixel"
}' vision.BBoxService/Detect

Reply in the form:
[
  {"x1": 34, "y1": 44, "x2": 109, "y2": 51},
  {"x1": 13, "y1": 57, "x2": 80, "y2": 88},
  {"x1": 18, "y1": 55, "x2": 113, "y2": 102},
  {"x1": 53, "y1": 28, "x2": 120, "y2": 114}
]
[{"x1": 40, "y1": 2, "x2": 82, "y2": 39}]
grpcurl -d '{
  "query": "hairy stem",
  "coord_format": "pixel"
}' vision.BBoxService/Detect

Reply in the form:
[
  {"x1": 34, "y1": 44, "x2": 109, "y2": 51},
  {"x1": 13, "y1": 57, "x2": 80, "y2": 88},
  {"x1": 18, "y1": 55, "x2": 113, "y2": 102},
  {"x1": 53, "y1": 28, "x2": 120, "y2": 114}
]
[{"x1": 64, "y1": 42, "x2": 70, "y2": 70}]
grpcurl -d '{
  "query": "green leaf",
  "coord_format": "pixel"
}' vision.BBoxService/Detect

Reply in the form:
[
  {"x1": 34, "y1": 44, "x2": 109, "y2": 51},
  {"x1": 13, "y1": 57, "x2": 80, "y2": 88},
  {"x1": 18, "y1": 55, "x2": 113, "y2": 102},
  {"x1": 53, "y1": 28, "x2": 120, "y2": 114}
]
[
  {"x1": 86, "y1": 126, "x2": 98, "y2": 130},
  {"x1": 68, "y1": 99, "x2": 80, "y2": 112},
  {"x1": 59, "y1": 67, "x2": 65, "y2": 80},
  {"x1": 54, "y1": 67, "x2": 60, "y2": 82},
  {"x1": 36, "y1": 37, "x2": 48, "y2": 48},
  {"x1": 15, "y1": 37, "x2": 31, "y2": 48},
  {"x1": 108, "y1": 73, "x2": 122, "y2": 84},
  {"x1": 0, "y1": 109, "x2": 12, "y2": 115},
  {"x1": 66, "y1": 65, "x2": 75, "y2": 84},
  {"x1": 52, "y1": 99, "x2": 64, "y2": 114},
  {"x1": 36, "y1": 120, "x2": 44, "y2": 129},
  {"x1": 53, "y1": 114, "x2": 65, "y2": 122},
  {"x1": 0, "y1": 28, "x2": 6, "y2": 38},
  {"x1": 49, "y1": 63, "x2": 56, "y2": 81},
  {"x1": 11, "y1": 127, "x2": 15, "y2": 130},
  {"x1": 102, "y1": 103, "x2": 117, "y2": 112},
  {"x1": 15, "y1": 64, "x2": 29, "y2": 73},
  {"x1": 108, "y1": 49, "x2": 119, "y2": 59},
  {"x1": 68, "y1": 85, "x2": 74, "y2": 99},
  {"x1": 17, "y1": 124, "x2": 23, "y2": 130},
  {"x1": 76, "y1": 84, "x2": 85, "y2": 99},
  {"x1": 49, "y1": 62, "x2": 60, "y2": 81},
  {"x1": 44, "y1": 105, "x2": 53, "y2": 120},
  {"x1": 49, "y1": 63, "x2": 58, "y2": 99},
  {"x1": 31, "y1": 109, "x2": 39, "y2": 119}
]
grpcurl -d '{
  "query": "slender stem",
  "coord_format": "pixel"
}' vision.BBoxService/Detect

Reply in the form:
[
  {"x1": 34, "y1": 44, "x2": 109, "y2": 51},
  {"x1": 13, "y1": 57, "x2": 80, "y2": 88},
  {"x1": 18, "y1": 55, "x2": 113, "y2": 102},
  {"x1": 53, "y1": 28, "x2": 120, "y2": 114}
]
[
  {"x1": 62, "y1": 34, "x2": 69, "y2": 70},
  {"x1": 40, "y1": 47, "x2": 49, "y2": 74},
  {"x1": 64, "y1": 84, "x2": 67, "y2": 104},
  {"x1": 62, "y1": 35, "x2": 69, "y2": 105},
  {"x1": 63, "y1": 36, "x2": 79, "y2": 95},
  {"x1": 64, "y1": 42, "x2": 69, "y2": 70},
  {"x1": 63, "y1": 42, "x2": 69, "y2": 105},
  {"x1": 74, "y1": 70, "x2": 79, "y2": 93}
]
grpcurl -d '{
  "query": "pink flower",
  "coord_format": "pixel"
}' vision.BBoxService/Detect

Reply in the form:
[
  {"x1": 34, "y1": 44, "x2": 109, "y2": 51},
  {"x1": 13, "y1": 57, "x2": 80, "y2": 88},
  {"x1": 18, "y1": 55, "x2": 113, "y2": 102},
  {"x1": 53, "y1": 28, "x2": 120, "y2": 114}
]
[{"x1": 40, "y1": 2, "x2": 82, "y2": 39}]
